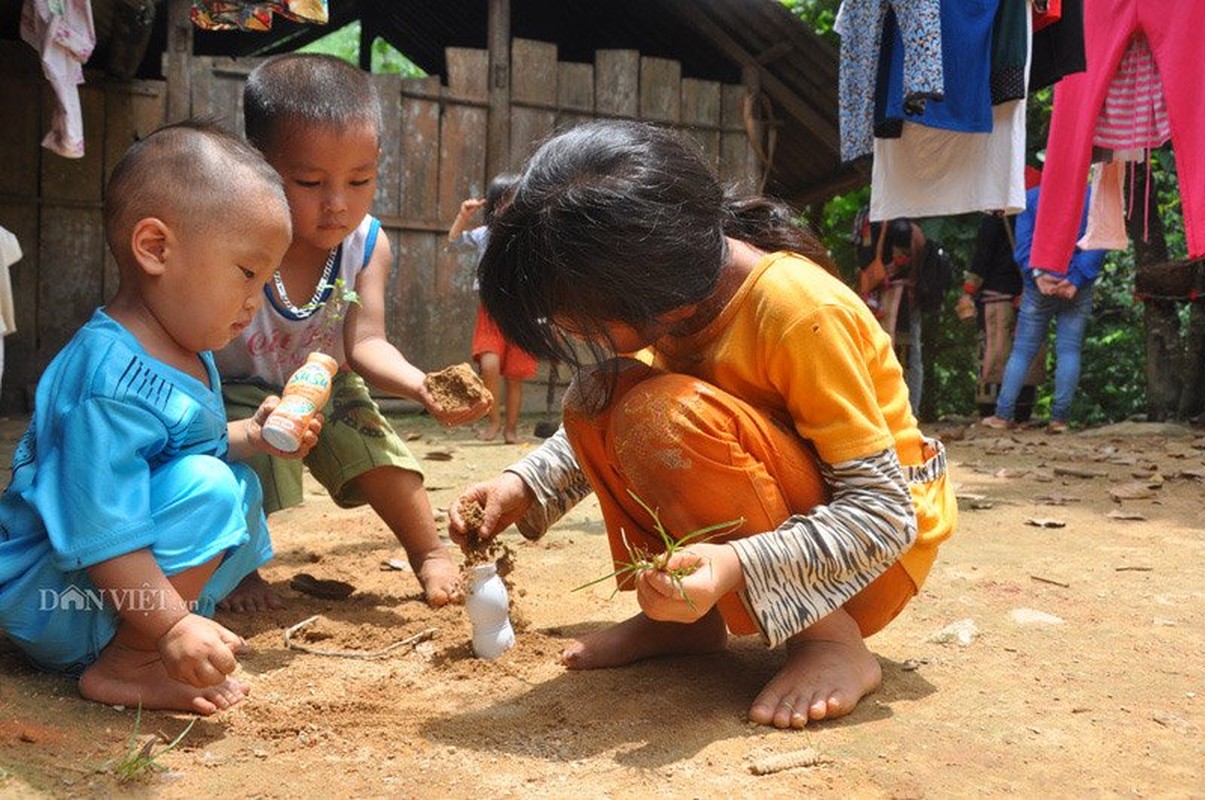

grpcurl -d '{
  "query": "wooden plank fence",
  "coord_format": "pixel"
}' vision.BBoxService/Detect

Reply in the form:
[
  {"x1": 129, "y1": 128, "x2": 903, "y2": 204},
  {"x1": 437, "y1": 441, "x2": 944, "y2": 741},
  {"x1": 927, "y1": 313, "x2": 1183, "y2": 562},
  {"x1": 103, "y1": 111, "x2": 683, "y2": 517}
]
[{"x1": 0, "y1": 38, "x2": 759, "y2": 413}]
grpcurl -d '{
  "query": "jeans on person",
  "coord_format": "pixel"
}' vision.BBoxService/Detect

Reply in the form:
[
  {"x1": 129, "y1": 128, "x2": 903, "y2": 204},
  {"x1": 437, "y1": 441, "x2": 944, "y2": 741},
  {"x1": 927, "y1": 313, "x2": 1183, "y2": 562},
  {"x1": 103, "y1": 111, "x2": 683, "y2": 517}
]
[{"x1": 995, "y1": 282, "x2": 1094, "y2": 422}]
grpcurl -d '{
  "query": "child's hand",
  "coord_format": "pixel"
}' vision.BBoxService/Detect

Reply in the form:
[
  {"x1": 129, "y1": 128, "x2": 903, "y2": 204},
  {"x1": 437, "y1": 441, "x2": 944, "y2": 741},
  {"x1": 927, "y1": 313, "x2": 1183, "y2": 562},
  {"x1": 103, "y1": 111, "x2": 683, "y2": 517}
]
[
  {"x1": 448, "y1": 473, "x2": 535, "y2": 547},
  {"x1": 459, "y1": 198, "x2": 487, "y2": 217},
  {"x1": 247, "y1": 396, "x2": 324, "y2": 458},
  {"x1": 418, "y1": 383, "x2": 492, "y2": 428},
  {"x1": 157, "y1": 614, "x2": 248, "y2": 688},
  {"x1": 634, "y1": 543, "x2": 744, "y2": 624}
]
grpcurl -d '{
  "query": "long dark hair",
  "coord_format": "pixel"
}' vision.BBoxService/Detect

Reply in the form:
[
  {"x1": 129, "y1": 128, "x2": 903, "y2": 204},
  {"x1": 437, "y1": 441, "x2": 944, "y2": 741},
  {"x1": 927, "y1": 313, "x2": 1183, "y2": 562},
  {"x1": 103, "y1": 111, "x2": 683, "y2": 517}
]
[
  {"x1": 478, "y1": 120, "x2": 832, "y2": 369},
  {"x1": 483, "y1": 173, "x2": 519, "y2": 224}
]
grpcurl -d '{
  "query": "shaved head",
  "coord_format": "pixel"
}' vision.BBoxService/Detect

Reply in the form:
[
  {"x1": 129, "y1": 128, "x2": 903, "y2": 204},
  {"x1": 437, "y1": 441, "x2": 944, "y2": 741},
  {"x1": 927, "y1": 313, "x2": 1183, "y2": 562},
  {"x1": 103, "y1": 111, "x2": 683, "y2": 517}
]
[{"x1": 103, "y1": 121, "x2": 289, "y2": 270}]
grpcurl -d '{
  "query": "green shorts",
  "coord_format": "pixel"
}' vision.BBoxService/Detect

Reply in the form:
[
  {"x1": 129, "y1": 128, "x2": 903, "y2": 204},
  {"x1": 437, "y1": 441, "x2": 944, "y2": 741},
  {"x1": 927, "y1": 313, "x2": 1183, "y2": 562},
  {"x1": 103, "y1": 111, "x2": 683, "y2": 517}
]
[{"x1": 223, "y1": 371, "x2": 425, "y2": 514}]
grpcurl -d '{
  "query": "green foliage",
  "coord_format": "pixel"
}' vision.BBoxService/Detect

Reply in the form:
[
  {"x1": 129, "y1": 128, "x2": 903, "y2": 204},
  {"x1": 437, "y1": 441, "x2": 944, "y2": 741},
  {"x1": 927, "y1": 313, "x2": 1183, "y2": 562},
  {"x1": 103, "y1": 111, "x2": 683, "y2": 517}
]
[
  {"x1": 299, "y1": 20, "x2": 426, "y2": 76},
  {"x1": 805, "y1": 192, "x2": 1162, "y2": 424},
  {"x1": 107, "y1": 706, "x2": 195, "y2": 783},
  {"x1": 573, "y1": 491, "x2": 743, "y2": 609},
  {"x1": 310, "y1": 277, "x2": 361, "y2": 355},
  {"x1": 779, "y1": 0, "x2": 839, "y2": 46}
]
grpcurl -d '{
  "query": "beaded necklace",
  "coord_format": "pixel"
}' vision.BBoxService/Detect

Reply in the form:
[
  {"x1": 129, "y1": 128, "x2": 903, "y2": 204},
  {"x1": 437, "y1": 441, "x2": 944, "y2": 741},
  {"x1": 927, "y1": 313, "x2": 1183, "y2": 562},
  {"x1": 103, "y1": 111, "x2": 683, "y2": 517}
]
[{"x1": 273, "y1": 247, "x2": 338, "y2": 315}]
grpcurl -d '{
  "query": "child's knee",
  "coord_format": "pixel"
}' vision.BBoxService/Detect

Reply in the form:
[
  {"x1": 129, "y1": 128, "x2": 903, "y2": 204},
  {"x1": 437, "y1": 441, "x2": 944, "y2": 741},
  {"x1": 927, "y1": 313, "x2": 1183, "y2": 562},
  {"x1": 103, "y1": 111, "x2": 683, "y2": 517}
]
[
  {"x1": 612, "y1": 373, "x2": 719, "y2": 451},
  {"x1": 157, "y1": 454, "x2": 242, "y2": 507},
  {"x1": 148, "y1": 455, "x2": 256, "y2": 564}
]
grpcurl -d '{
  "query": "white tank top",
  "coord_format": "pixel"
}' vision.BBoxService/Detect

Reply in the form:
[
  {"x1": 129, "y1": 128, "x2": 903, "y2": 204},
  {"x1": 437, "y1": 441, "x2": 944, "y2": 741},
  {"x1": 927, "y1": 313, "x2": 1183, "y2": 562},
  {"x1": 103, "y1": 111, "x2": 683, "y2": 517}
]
[{"x1": 215, "y1": 216, "x2": 380, "y2": 388}]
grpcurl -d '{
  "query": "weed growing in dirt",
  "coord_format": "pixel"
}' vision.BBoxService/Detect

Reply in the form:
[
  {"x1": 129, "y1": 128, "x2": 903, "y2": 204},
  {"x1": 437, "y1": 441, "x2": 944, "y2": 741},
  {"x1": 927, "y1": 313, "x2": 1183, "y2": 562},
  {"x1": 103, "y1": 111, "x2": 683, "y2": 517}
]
[
  {"x1": 107, "y1": 705, "x2": 195, "y2": 783},
  {"x1": 573, "y1": 490, "x2": 743, "y2": 607},
  {"x1": 304, "y1": 277, "x2": 361, "y2": 354}
]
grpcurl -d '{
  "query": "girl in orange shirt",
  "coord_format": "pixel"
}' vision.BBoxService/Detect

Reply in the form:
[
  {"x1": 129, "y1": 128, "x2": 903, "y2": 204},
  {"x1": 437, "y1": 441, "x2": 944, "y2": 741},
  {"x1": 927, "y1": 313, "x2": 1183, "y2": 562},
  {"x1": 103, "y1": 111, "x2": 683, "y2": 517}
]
[{"x1": 450, "y1": 121, "x2": 956, "y2": 728}]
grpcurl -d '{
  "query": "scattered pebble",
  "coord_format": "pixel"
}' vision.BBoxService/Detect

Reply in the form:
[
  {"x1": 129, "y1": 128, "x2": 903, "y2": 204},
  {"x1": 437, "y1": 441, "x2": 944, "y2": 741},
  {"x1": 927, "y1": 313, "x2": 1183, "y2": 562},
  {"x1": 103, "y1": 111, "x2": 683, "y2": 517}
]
[
  {"x1": 928, "y1": 618, "x2": 979, "y2": 646},
  {"x1": 1009, "y1": 608, "x2": 1065, "y2": 626}
]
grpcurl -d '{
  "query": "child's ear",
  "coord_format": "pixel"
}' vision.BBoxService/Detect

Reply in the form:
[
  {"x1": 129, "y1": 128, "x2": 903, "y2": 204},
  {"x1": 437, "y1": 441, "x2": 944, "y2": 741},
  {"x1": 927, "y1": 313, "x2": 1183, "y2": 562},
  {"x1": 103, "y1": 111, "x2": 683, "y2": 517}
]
[{"x1": 129, "y1": 217, "x2": 171, "y2": 276}]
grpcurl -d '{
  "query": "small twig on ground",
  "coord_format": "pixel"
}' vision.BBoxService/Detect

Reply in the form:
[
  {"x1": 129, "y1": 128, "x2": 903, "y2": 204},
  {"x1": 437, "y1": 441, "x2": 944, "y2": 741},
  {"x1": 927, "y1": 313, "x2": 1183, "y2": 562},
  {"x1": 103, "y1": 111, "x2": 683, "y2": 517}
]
[
  {"x1": 283, "y1": 615, "x2": 437, "y2": 659},
  {"x1": 749, "y1": 747, "x2": 832, "y2": 775},
  {"x1": 1030, "y1": 575, "x2": 1071, "y2": 588},
  {"x1": 1052, "y1": 466, "x2": 1107, "y2": 479},
  {"x1": 1114, "y1": 566, "x2": 1154, "y2": 572}
]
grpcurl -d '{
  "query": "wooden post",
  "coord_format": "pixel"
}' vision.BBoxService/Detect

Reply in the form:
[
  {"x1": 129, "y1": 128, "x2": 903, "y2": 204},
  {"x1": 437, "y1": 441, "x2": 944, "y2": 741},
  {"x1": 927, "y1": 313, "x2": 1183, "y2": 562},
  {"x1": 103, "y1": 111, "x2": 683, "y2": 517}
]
[
  {"x1": 742, "y1": 64, "x2": 767, "y2": 193},
  {"x1": 359, "y1": 5, "x2": 373, "y2": 72},
  {"x1": 165, "y1": 0, "x2": 192, "y2": 122},
  {"x1": 486, "y1": 0, "x2": 511, "y2": 179}
]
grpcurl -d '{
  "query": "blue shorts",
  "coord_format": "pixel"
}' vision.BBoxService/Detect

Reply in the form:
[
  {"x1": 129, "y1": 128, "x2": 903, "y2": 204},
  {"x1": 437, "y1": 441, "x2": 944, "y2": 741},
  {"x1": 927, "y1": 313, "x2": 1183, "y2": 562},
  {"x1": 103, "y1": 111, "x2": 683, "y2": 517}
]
[{"x1": 1, "y1": 456, "x2": 272, "y2": 675}]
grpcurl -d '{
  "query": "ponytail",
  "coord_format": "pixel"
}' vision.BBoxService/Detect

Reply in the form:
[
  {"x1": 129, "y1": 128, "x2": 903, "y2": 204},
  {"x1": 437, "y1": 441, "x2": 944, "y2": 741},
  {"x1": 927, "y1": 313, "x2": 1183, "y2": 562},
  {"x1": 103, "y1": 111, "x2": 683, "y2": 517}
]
[{"x1": 721, "y1": 194, "x2": 838, "y2": 275}]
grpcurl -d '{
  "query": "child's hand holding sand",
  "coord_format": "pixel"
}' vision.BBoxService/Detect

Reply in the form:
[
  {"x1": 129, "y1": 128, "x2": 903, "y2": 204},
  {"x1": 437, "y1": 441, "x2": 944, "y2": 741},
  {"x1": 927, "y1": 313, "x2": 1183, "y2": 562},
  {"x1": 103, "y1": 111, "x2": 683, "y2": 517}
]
[{"x1": 158, "y1": 614, "x2": 249, "y2": 687}]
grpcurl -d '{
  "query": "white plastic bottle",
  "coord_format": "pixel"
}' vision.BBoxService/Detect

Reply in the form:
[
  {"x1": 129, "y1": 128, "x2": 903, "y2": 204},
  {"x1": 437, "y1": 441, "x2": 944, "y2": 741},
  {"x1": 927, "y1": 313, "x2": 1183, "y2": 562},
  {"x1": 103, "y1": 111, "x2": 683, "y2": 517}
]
[
  {"x1": 262, "y1": 351, "x2": 338, "y2": 453},
  {"x1": 465, "y1": 562, "x2": 515, "y2": 659}
]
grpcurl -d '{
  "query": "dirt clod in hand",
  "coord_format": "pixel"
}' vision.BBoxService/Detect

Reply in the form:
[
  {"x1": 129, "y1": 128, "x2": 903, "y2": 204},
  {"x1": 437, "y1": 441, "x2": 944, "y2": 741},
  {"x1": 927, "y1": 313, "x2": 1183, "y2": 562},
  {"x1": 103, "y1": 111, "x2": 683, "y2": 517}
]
[
  {"x1": 458, "y1": 498, "x2": 513, "y2": 572},
  {"x1": 424, "y1": 363, "x2": 490, "y2": 413}
]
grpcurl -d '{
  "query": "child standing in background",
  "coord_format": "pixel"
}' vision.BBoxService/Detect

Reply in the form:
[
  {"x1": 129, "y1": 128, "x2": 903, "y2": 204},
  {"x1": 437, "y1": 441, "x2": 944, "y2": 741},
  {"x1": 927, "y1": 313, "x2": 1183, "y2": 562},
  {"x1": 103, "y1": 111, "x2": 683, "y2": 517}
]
[
  {"x1": 217, "y1": 54, "x2": 489, "y2": 612},
  {"x1": 449, "y1": 121, "x2": 957, "y2": 728},
  {"x1": 0, "y1": 122, "x2": 306, "y2": 714},
  {"x1": 448, "y1": 174, "x2": 538, "y2": 444}
]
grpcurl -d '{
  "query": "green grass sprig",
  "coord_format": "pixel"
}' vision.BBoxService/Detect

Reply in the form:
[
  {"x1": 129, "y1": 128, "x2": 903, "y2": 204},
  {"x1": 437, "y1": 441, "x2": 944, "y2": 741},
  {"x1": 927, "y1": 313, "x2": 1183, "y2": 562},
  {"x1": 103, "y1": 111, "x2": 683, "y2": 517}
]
[
  {"x1": 108, "y1": 704, "x2": 195, "y2": 783},
  {"x1": 573, "y1": 490, "x2": 743, "y2": 608}
]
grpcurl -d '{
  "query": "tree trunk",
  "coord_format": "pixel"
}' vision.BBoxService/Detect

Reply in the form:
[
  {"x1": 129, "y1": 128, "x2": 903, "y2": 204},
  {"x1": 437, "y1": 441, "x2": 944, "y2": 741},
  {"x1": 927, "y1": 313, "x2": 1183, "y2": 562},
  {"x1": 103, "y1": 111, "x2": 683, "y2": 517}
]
[
  {"x1": 1180, "y1": 300, "x2": 1205, "y2": 420},
  {"x1": 1126, "y1": 160, "x2": 1179, "y2": 421}
]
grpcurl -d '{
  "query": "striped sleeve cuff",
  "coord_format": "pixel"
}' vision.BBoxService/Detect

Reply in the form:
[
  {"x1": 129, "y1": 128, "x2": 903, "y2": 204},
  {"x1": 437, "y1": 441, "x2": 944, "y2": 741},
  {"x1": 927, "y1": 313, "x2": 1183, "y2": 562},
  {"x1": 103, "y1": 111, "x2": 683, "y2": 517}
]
[
  {"x1": 730, "y1": 447, "x2": 917, "y2": 647},
  {"x1": 504, "y1": 426, "x2": 593, "y2": 540}
]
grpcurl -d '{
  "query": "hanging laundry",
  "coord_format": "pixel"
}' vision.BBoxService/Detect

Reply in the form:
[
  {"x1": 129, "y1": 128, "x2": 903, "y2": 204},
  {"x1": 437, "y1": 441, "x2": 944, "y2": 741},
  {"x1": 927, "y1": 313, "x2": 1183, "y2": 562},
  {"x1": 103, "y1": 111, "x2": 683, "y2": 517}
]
[
  {"x1": 870, "y1": 99, "x2": 1028, "y2": 221},
  {"x1": 875, "y1": 0, "x2": 998, "y2": 139},
  {"x1": 0, "y1": 226, "x2": 22, "y2": 394},
  {"x1": 835, "y1": 0, "x2": 943, "y2": 163},
  {"x1": 20, "y1": 0, "x2": 96, "y2": 159},
  {"x1": 1029, "y1": 0, "x2": 1085, "y2": 91},
  {"x1": 1031, "y1": 0, "x2": 1204, "y2": 273},
  {"x1": 1093, "y1": 33, "x2": 1170, "y2": 152},
  {"x1": 990, "y1": 0, "x2": 1029, "y2": 105},
  {"x1": 0, "y1": 227, "x2": 19, "y2": 340},
  {"x1": 1077, "y1": 161, "x2": 1129, "y2": 250},
  {"x1": 1032, "y1": 0, "x2": 1062, "y2": 31},
  {"x1": 869, "y1": 0, "x2": 1029, "y2": 221},
  {"x1": 191, "y1": 0, "x2": 328, "y2": 32}
]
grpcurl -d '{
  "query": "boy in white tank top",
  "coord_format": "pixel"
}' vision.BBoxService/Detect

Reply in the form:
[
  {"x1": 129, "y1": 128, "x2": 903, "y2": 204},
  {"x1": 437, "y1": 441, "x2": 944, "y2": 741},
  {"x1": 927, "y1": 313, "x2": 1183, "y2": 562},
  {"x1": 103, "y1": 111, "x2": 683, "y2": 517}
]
[{"x1": 216, "y1": 54, "x2": 489, "y2": 611}]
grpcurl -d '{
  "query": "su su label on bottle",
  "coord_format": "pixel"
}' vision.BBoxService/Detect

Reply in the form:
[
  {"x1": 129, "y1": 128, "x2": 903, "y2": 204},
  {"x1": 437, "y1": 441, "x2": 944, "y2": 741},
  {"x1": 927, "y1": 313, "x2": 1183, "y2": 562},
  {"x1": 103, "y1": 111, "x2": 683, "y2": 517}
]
[{"x1": 261, "y1": 352, "x2": 338, "y2": 452}]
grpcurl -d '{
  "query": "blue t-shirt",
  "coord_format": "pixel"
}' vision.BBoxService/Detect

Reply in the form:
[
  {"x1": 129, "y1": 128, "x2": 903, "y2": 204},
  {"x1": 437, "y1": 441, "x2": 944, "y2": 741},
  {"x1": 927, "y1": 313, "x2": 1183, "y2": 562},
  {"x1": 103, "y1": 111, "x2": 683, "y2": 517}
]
[
  {"x1": 0, "y1": 309, "x2": 230, "y2": 587},
  {"x1": 1014, "y1": 186, "x2": 1107, "y2": 289}
]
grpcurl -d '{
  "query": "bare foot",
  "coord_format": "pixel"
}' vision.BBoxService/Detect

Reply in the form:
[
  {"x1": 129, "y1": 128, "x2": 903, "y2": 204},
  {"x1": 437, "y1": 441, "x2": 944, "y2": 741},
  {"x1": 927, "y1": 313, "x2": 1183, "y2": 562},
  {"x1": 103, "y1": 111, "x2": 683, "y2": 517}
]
[
  {"x1": 216, "y1": 570, "x2": 283, "y2": 614},
  {"x1": 479, "y1": 421, "x2": 501, "y2": 442},
  {"x1": 747, "y1": 608, "x2": 882, "y2": 728},
  {"x1": 414, "y1": 549, "x2": 463, "y2": 607},
  {"x1": 79, "y1": 642, "x2": 249, "y2": 715},
  {"x1": 560, "y1": 608, "x2": 728, "y2": 669},
  {"x1": 503, "y1": 427, "x2": 521, "y2": 444}
]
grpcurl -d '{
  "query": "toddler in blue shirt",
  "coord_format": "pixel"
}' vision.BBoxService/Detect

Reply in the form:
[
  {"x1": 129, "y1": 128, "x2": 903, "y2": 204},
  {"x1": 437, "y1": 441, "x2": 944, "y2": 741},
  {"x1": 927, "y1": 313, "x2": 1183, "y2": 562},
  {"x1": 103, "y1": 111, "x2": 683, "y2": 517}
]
[{"x1": 0, "y1": 122, "x2": 314, "y2": 714}]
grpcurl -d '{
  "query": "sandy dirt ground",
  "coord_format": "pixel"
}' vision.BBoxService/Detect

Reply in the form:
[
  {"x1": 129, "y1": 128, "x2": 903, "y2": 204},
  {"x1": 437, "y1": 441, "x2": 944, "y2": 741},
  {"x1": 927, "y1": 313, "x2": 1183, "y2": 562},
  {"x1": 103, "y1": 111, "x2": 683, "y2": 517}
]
[{"x1": 0, "y1": 413, "x2": 1202, "y2": 798}]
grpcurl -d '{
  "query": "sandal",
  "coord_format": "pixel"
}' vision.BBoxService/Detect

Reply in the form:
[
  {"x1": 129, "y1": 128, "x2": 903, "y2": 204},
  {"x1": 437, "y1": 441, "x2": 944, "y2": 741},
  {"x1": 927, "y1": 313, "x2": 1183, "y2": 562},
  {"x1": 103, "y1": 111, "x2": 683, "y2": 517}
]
[{"x1": 1047, "y1": 420, "x2": 1069, "y2": 434}]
